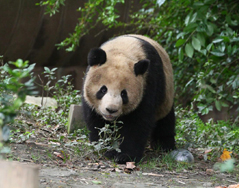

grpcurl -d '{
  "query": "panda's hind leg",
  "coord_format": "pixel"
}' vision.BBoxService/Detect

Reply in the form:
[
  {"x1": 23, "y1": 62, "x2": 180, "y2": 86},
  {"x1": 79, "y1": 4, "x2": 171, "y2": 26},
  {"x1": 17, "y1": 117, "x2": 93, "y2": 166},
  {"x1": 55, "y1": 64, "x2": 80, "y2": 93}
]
[{"x1": 150, "y1": 106, "x2": 176, "y2": 151}]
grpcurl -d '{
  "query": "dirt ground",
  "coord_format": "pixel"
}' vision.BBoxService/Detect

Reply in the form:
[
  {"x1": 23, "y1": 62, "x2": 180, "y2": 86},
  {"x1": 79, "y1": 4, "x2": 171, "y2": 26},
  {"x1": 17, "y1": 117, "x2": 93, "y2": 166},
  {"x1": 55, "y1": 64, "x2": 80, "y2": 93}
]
[{"x1": 5, "y1": 142, "x2": 239, "y2": 188}]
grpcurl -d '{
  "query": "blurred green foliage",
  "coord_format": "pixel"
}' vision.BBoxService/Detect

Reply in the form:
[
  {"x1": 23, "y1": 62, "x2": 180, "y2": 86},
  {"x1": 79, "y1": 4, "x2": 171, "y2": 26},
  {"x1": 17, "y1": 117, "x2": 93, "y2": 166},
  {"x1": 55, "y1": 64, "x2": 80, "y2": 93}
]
[
  {"x1": 38, "y1": 0, "x2": 239, "y2": 120},
  {"x1": 0, "y1": 59, "x2": 36, "y2": 155},
  {"x1": 0, "y1": 59, "x2": 36, "y2": 130}
]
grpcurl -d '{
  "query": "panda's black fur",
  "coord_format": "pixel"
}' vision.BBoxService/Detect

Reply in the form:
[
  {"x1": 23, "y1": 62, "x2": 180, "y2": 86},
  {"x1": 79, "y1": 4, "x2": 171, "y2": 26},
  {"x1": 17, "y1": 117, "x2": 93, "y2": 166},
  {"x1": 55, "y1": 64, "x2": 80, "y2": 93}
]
[{"x1": 82, "y1": 35, "x2": 176, "y2": 164}]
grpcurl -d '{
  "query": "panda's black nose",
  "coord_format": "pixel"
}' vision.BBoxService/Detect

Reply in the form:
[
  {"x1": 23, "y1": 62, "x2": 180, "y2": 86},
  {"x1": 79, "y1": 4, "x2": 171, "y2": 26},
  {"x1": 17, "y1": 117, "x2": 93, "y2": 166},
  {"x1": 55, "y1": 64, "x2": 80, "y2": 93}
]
[{"x1": 106, "y1": 108, "x2": 118, "y2": 114}]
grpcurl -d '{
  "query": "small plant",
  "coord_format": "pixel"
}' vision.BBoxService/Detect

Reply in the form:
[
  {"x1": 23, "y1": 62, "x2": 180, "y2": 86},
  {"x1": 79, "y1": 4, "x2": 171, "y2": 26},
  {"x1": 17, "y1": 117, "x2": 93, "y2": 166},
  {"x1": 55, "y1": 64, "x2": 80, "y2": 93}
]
[
  {"x1": 19, "y1": 67, "x2": 81, "y2": 129},
  {"x1": 91, "y1": 121, "x2": 123, "y2": 156}
]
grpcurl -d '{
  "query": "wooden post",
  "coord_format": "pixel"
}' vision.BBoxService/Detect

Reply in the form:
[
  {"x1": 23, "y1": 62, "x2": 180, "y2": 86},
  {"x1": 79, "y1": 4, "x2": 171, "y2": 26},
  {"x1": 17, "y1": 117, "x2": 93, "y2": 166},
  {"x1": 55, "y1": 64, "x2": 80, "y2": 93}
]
[{"x1": 0, "y1": 160, "x2": 39, "y2": 188}]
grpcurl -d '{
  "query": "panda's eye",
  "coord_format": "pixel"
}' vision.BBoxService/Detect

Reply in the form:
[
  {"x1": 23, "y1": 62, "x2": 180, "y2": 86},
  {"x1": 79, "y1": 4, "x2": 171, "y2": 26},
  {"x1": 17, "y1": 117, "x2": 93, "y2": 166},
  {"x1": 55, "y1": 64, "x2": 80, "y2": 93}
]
[
  {"x1": 121, "y1": 90, "x2": 127, "y2": 97},
  {"x1": 121, "y1": 89, "x2": 128, "y2": 104},
  {"x1": 100, "y1": 85, "x2": 107, "y2": 94},
  {"x1": 96, "y1": 85, "x2": 107, "y2": 100}
]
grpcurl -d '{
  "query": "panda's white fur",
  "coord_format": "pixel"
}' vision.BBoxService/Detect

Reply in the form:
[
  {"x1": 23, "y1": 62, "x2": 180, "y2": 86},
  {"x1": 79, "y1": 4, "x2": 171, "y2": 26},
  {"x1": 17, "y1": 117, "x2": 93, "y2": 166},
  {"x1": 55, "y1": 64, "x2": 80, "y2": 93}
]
[{"x1": 83, "y1": 34, "x2": 173, "y2": 121}]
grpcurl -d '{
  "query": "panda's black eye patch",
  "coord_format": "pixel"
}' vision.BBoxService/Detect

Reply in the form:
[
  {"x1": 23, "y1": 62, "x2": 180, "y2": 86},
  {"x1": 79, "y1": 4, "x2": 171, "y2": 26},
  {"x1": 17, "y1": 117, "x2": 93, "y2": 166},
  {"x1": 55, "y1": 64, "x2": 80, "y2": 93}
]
[
  {"x1": 121, "y1": 89, "x2": 128, "y2": 104},
  {"x1": 96, "y1": 85, "x2": 107, "y2": 99}
]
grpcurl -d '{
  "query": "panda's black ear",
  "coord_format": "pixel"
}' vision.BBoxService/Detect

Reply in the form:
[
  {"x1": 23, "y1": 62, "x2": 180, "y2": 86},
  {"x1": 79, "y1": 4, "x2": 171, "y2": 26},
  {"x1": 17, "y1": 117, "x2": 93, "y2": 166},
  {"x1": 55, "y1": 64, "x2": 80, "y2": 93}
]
[
  {"x1": 134, "y1": 59, "x2": 150, "y2": 76},
  {"x1": 87, "y1": 48, "x2": 107, "y2": 66}
]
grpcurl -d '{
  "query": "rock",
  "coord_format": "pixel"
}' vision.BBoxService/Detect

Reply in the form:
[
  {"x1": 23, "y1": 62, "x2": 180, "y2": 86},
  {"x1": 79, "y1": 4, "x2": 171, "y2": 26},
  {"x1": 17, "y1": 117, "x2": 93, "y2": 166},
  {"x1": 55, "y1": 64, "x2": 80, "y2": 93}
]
[
  {"x1": 24, "y1": 95, "x2": 57, "y2": 108},
  {"x1": 67, "y1": 104, "x2": 85, "y2": 133},
  {"x1": 170, "y1": 149, "x2": 194, "y2": 163}
]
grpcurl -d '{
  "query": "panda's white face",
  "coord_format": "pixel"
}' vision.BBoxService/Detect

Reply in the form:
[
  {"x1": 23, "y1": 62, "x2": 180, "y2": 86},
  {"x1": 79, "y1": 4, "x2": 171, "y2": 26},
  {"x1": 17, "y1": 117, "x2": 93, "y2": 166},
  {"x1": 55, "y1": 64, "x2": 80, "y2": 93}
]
[
  {"x1": 96, "y1": 85, "x2": 128, "y2": 121},
  {"x1": 84, "y1": 62, "x2": 146, "y2": 121}
]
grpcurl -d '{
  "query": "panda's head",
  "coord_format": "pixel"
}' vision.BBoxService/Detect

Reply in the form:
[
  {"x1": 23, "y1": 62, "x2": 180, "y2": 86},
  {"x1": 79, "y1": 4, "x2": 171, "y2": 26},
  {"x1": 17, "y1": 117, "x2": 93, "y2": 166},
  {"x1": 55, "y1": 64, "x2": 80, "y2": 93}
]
[{"x1": 83, "y1": 47, "x2": 149, "y2": 121}]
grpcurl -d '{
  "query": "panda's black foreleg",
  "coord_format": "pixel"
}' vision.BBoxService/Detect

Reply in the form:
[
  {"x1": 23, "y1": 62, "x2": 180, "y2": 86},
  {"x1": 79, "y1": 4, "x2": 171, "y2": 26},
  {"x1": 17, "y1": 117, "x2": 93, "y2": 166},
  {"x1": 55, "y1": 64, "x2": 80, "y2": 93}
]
[
  {"x1": 150, "y1": 106, "x2": 176, "y2": 151},
  {"x1": 111, "y1": 117, "x2": 152, "y2": 164}
]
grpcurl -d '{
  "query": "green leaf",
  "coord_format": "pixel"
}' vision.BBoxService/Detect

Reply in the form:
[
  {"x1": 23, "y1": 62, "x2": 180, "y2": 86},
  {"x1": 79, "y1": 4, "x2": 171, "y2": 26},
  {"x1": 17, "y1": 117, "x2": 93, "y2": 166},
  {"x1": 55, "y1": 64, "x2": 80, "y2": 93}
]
[
  {"x1": 221, "y1": 36, "x2": 230, "y2": 43},
  {"x1": 190, "y1": 12, "x2": 197, "y2": 23},
  {"x1": 13, "y1": 98, "x2": 24, "y2": 109},
  {"x1": 218, "y1": 43, "x2": 226, "y2": 52},
  {"x1": 185, "y1": 14, "x2": 190, "y2": 26},
  {"x1": 192, "y1": 37, "x2": 201, "y2": 51},
  {"x1": 206, "y1": 23, "x2": 214, "y2": 36},
  {"x1": 44, "y1": 67, "x2": 50, "y2": 73},
  {"x1": 51, "y1": 67, "x2": 58, "y2": 72},
  {"x1": 185, "y1": 43, "x2": 194, "y2": 58},
  {"x1": 210, "y1": 51, "x2": 225, "y2": 57},
  {"x1": 14, "y1": 59, "x2": 24, "y2": 68},
  {"x1": 206, "y1": 43, "x2": 213, "y2": 51},
  {"x1": 27, "y1": 63, "x2": 36, "y2": 72},
  {"x1": 178, "y1": 47, "x2": 184, "y2": 61},
  {"x1": 184, "y1": 23, "x2": 197, "y2": 32},
  {"x1": 215, "y1": 100, "x2": 222, "y2": 111},
  {"x1": 175, "y1": 39, "x2": 186, "y2": 47},
  {"x1": 231, "y1": 37, "x2": 239, "y2": 42},
  {"x1": 200, "y1": 49, "x2": 207, "y2": 56},
  {"x1": 221, "y1": 102, "x2": 229, "y2": 107},
  {"x1": 197, "y1": 33, "x2": 206, "y2": 47},
  {"x1": 206, "y1": 85, "x2": 216, "y2": 93},
  {"x1": 213, "y1": 38, "x2": 223, "y2": 43}
]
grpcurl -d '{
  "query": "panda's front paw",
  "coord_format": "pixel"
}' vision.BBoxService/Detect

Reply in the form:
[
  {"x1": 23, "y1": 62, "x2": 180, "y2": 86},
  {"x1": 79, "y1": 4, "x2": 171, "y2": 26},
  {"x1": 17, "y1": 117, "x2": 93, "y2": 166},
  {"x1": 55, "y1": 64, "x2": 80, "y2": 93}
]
[
  {"x1": 105, "y1": 150, "x2": 141, "y2": 164},
  {"x1": 115, "y1": 153, "x2": 140, "y2": 164},
  {"x1": 104, "y1": 150, "x2": 118, "y2": 160}
]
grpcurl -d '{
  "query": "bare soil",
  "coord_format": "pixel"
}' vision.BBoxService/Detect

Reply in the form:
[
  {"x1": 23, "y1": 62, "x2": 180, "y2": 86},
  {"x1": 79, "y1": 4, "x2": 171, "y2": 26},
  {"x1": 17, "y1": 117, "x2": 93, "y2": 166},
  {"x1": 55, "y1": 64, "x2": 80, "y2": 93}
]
[{"x1": 6, "y1": 141, "x2": 239, "y2": 188}]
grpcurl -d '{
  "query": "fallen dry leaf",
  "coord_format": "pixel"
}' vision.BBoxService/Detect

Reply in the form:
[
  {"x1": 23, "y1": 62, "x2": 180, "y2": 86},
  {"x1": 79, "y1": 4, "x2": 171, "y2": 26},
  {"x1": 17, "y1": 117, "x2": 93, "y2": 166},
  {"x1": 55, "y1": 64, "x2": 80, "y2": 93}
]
[
  {"x1": 48, "y1": 141, "x2": 61, "y2": 146},
  {"x1": 53, "y1": 152, "x2": 64, "y2": 159},
  {"x1": 206, "y1": 169, "x2": 214, "y2": 175},
  {"x1": 205, "y1": 149, "x2": 213, "y2": 154},
  {"x1": 228, "y1": 184, "x2": 239, "y2": 188},
  {"x1": 215, "y1": 184, "x2": 239, "y2": 188},
  {"x1": 220, "y1": 149, "x2": 232, "y2": 161},
  {"x1": 126, "y1": 162, "x2": 136, "y2": 169}
]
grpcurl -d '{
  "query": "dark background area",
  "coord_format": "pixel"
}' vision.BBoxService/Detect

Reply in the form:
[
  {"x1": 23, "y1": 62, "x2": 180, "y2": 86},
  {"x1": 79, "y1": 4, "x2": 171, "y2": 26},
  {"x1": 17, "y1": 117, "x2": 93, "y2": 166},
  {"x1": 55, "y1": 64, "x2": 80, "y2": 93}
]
[{"x1": 0, "y1": 0, "x2": 144, "y2": 90}]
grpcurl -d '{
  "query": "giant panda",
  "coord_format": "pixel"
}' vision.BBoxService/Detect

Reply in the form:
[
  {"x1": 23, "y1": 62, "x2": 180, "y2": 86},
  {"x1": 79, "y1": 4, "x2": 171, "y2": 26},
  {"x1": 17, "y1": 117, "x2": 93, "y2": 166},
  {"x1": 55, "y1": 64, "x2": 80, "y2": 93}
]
[{"x1": 82, "y1": 34, "x2": 176, "y2": 164}]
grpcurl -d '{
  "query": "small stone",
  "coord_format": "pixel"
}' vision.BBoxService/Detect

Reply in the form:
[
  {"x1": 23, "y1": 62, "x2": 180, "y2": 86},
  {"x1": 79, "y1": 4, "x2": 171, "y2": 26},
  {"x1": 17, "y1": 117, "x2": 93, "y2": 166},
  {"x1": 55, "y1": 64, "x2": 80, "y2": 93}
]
[
  {"x1": 171, "y1": 149, "x2": 194, "y2": 163},
  {"x1": 100, "y1": 166, "x2": 106, "y2": 169},
  {"x1": 203, "y1": 182, "x2": 213, "y2": 187}
]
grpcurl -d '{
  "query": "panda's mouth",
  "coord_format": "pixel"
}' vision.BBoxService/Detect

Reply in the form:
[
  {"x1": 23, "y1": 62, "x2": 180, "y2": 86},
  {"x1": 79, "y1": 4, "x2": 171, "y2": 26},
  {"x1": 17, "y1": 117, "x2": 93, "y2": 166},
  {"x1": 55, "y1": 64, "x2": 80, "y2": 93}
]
[{"x1": 102, "y1": 114, "x2": 117, "y2": 121}]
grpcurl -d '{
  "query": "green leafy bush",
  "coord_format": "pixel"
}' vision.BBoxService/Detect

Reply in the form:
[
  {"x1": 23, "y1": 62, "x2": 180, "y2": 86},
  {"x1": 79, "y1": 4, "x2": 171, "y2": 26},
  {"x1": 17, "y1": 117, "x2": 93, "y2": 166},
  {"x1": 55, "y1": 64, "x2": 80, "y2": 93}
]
[
  {"x1": 0, "y1": 59, "x2": 36, "y2": 155},
  {"x1": 176, "y1": 107, "x2": 239, "y2": 153},
  {"x1": 0, "y1": 59, "x2": 36, "y2": 131}
]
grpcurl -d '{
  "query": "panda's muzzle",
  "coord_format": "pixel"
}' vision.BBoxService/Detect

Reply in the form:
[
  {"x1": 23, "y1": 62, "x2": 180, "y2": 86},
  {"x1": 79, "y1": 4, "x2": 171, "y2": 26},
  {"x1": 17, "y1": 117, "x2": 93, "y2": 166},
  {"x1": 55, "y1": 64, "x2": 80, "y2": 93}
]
[
  {"x1": 106, "y1": 108, "x2": 118, "y2": 114},
  {"x1": 102, "y1": 108, "x2": 118, "y2": 121},
  {"x1": 102, "y1": 114, "x2": 117, "y2": 121}
]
